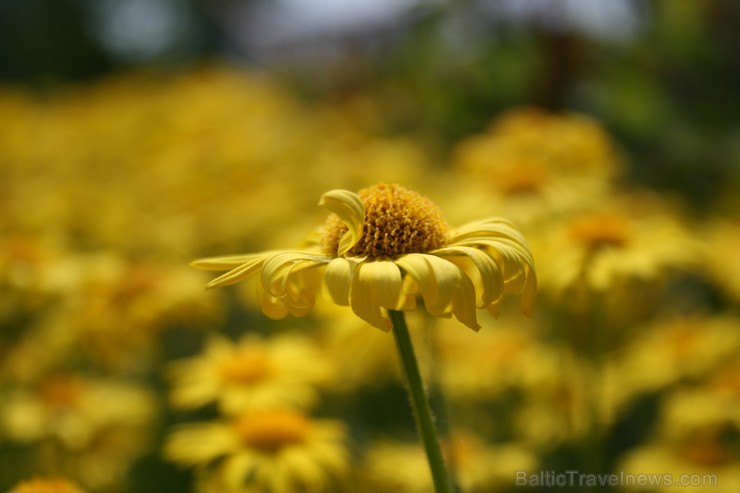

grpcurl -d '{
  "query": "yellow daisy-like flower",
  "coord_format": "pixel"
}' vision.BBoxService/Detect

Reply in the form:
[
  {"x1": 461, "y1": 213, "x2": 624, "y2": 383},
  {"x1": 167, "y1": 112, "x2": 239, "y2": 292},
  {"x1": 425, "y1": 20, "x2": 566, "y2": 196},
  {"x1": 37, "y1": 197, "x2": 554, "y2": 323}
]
[
  {"x1": 364, "y1": 432, "x2": 539, "y2": 493},
  {"x1": 536, "y1": 202, "x2": 703, "y2": 295},
  {"x1": 8, "y1": 478, "x2": 86, "y2": 493},
  {"x1": 166, "y1": 332, "x2": 333, "y2": 413},
  {"x1": 192, "y1": 183, "x2": 536, "y2": 331},
  {"x1": 164, "y1": 408, "x2": 348, "y2": 493}
]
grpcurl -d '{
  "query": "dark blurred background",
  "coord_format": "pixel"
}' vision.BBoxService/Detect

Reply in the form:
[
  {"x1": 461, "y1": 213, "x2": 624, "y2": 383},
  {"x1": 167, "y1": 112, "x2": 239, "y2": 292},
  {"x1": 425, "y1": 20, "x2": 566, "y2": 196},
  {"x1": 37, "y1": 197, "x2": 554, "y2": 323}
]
[{"x1": 2, "y1": 0, "x2": 739, "y2": 207}]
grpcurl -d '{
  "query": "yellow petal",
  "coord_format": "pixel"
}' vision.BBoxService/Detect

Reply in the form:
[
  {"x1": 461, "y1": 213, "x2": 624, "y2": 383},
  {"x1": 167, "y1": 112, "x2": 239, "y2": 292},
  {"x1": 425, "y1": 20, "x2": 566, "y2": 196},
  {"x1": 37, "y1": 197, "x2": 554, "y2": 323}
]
[
  {"x1": 190, "y1": 253, "x2": 267, "y2": 271},
  {"x1": 322, "y1": 257, "x2": 359, "y2": 306},
  {"x1": 452, "y1": 272, "x2": 481, "y2": 331},
  {"x1": 259, "y1": 290, "x2": 289, "y2": 320},
  {"x1": 395, "y1": 254, "x2": 457, "y2": 318},
  {"x1": 396, "y1": 254, "x2": 480, "y2": 330},
  {"x1": 349, "y1": 261, "x2": 403, "y2": 331},
  {"x1": 434, "y1": 246, "x2": 504, "y2": 308},
  {"x1": 260, "y1": 251, "x2": 327, "y2": 298},
  {"x1": 519, "y1": 266, "x2": 537, "y2": 317},
  {"x1": 204, "y1": 254, "x2": 269, "y2": 290},
  {"x1": 458, "y1": 238, "x2": 536, "y2": 292},
  {"x1": 450, "y1": 218, "x2": 529, "y2": 245},
  {"x1": 319, "y1": 189, "x2": 365, "y2": 256}
]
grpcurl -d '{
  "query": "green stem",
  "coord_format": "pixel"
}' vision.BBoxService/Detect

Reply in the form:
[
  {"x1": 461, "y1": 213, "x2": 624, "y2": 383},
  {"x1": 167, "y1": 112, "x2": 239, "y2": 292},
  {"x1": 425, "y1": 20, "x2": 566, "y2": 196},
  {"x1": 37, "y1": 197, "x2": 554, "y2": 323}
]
[{"x1": 388, "y1": 310, "x2": 456, "y2": 493}]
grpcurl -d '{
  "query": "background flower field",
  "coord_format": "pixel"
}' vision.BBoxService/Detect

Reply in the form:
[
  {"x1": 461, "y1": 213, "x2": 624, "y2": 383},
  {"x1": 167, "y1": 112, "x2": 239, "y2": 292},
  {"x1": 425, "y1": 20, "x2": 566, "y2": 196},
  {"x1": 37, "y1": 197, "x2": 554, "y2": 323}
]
[{"x1": 1, "y1": 2, "x2": 739, "y2": 492}]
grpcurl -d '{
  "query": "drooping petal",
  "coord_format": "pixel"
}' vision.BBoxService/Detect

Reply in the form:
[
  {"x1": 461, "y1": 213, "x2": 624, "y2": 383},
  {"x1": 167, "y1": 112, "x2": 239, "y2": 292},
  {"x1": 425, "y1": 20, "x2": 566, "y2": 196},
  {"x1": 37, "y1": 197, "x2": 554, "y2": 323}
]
[
  {"x1": 349, "y1": 261, "x2": 404, "y2": 331},
  {"x1": 451, "y1": 271, "x2": 481, "y2": 331},
  {"x1": 322, "y1": 257, "x2": 359, "y2": 306},
  {"x1": 395, "y1": 254, "x2": 457, "y2": 318},
  {"x1": 456, "y1": 238, "x2": 536, "y2": 293},
  {"x1": 319, "y1": 189, "x2": 365, "y2": 256},
  {"x1": 396, "y1": 253, "x2": 481, "y2": 330},
  {"x1": 433, "y1": 246, "x2": 504, "y2": 308}
]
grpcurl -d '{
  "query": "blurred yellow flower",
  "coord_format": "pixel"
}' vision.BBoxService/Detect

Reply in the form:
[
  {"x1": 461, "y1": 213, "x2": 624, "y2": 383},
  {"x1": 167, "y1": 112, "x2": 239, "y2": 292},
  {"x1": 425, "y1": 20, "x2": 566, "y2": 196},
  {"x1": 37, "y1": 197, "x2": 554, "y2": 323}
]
[
  {"x1": 609, "y1": 315, "x2": 740, "y2": 407},
  {"x1": 444, "y1": 106, "x2": 622, "y2": 226},
  {"x1": 705, "y1": 219, "x2": 740, "y2": 303},
  {"x1": 364, "y1": 432, "x2": 538, "y2": 493},
  {"x1": 164, "y1": 408, "x2": 348, "y2": 493},
  {"x1": 8, "y1": 477, "x2": 86, "y2": 493},
  {"x1": 193, "y1": 183, "x2": 536, "y2": 331},
  {"x1": 166, "y1": 332, "x2": 333, "y2": 413},
  {"x1": 618, "y1": 383, "x2": 740, "y2": 493},
  {"x1": 434, "y1": 314, "x2": 560, "y2": 401},
  {"x1": 0, "y1": 374, "x2": 158, "y2": 492},
  {"x1": 536, "y1": 202, "x2": 702, "y2": 294},
  {"x1": 619, "y1": 443, "x2": 739, "y2": 493},
  {"x1": 512, "y1": 350, "x2": 595, "y2": 449}
]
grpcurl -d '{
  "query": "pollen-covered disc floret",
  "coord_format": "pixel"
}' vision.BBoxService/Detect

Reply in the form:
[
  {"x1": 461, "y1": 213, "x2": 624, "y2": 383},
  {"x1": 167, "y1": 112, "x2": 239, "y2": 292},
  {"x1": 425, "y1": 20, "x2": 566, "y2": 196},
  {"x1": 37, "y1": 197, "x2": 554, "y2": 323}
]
[{"x1": 322, "y1": 183, "x2": 449, "y2": 259}]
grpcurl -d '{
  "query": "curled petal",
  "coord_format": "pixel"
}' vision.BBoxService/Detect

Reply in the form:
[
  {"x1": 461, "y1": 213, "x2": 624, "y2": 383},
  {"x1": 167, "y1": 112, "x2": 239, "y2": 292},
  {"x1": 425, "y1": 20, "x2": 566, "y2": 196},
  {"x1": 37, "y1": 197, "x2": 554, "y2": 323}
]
[
  {"x1": 450, "y1": 218, "x2": 529, "y2": 246},
  {"x1": 260, "y1": 252, "x2": 328, "y2": 298},
  {"x1": 319, "y1": 189, "x2": 365, "y2": 256}
]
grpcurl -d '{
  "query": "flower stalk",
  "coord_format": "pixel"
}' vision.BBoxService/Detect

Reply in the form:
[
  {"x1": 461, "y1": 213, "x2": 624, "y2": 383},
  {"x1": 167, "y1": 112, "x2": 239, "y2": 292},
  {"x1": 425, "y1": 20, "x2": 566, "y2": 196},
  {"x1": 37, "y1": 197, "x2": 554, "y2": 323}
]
[{"x1": 389, "y1": 309, "x2": 456, "y2": 493}]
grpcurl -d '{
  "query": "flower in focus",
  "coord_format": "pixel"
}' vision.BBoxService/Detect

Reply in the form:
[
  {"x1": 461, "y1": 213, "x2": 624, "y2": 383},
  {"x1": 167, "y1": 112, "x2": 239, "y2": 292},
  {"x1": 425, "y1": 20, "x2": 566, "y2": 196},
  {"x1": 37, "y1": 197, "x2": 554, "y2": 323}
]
[
  {"x1": 164, "y1": 408, "x2": 348, "y2": 493},
  {"x1": 193, "y1": 183, "x2": 536, "y2": 331},
  {"x1": 166, "y1": 332, "x2": 333, "y2": 413},
  {"x1": 8, "y1": 477, "x2": 86, "y2": 493}
]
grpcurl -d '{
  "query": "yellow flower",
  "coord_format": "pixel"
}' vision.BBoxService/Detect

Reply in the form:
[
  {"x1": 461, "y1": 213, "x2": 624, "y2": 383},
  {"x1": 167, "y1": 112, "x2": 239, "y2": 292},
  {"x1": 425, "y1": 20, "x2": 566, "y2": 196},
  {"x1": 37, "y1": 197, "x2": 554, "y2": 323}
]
[
  {"x1": 8, "y1": 477, "x2": 86, "y2": 493},
  {"x1": 166, "y1": 332, "x2": 334, "y2": 413},
  {"x1": 364, "y1": 432, "x2": 538, "y2": 493},
  {"x1": 192, "y1": 183, "x2": 536, "y2": 331},
  {"x1": 536, "y1": 200, "x2": 703, "y2": 295},
  {"x1": 433, "y1": 314, "x2": 563, "y2": 401},
  {"x1": 164, "y1": 408, "x2": 348, "y2": 493},
  {"x1": 0, "y1": 374, "x2": 157, "y2": 492},
  {"x1": 609, "y1": 315, "x2": 740, "y2": 405},
  {"x1": 705, "y1": 219, "x2": 740, "y2": 303}
]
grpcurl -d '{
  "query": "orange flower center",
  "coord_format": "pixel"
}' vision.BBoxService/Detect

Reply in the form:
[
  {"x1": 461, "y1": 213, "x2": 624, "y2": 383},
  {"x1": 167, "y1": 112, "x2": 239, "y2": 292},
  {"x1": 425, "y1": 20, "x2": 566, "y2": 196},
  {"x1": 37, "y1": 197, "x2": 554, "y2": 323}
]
[
  {"x1": 38, "y1": 376, "x2": 83, "y2": 408},
  {"x1": 678, "y1": 435, "x2": 731, "y2": 466},
  {"x1": 9, "y1": 478, "x2": 86, "y2": 493},
  {"x1": 233, "y1": 410, "x2": 310, "y2": 452},
  {"x1": 219, "y1": 350, "x2": 272, "y2": 384},
  {"x1": 498, "y1": 162, "x2": 548, "y2": 196},
  {"x1": 568, "y1": 213, "x2": 631, "y2": 250},
  {"x1": 321, "y1": 183, "x2": 449, "y2": 259}
]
